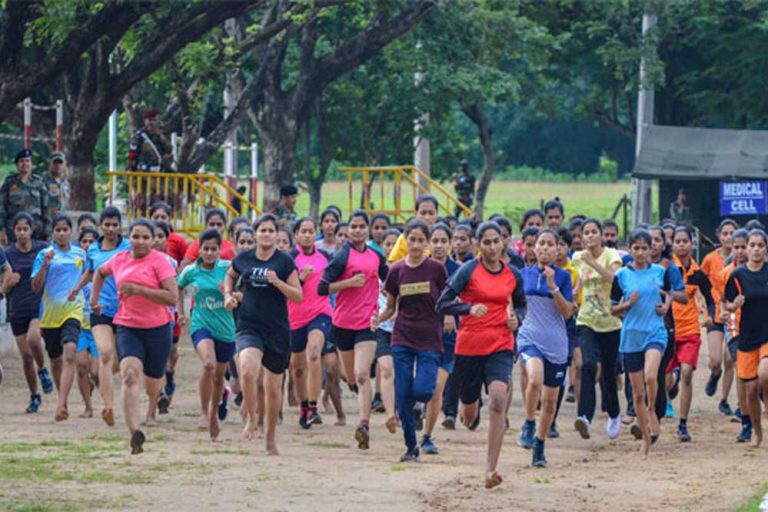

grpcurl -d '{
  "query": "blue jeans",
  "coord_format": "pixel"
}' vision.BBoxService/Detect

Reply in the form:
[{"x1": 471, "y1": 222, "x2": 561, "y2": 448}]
[{"x1": 392, "y1": 345, "x2": 440, "y2": 451}]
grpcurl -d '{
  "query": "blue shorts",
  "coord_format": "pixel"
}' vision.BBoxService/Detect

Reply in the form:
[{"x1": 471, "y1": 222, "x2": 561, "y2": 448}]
[
  {"x1": 116, "y1": 324, "x2": 172, "y2": 379},
  {"x1": 191, "y1": 328, "x2": 236, "y2": 364},
  {"x1": 453, "y1": 350, "x2": 514, "y2": 405},
  {"x1": 621, "y1": 343, "x2": 665, "y2": 373},
  {"x1": 440, "y1": 331, "x2": 456, "y2": 373},
  {"x1": 77, "y1": 329, "x2": 99, "y2": 357},
  {"x1": 519, "y1": 344, "x2": 567, "y2": 388},
  {"x1": 290, "y1": 314, "x2": 332, "y2": 354}
]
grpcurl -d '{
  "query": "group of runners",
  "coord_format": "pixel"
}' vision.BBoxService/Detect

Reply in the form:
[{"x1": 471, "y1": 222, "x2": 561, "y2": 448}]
[{"x1": 1, "y1": 195, "x2": 766, "y2": 489}]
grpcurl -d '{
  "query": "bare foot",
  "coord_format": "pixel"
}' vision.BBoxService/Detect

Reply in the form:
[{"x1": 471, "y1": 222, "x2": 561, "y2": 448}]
[
  {"x1": 640, "y1": 437, "x2": 650, "y2": 457},
  {"x1": 210, "y1": 417, "x2": 220, "y2": 441},
  {"x1": 485, "y1": 471, "x2": 503, "y2": 489},
  {"x1": 143, "y1": 416, "x2": 160, "y2": 427},
  {"x1": 101, "y1": 407, "x2": 115, "y2": 427},
  {"x1": 335, "y1": 416, "x2": 346, "y2": 427},
  {"x1": 385, "y1": 415, "x2": 398, "y2": 434},
  {"x1": 241, "y1": 420, "x2": 256, "y2": 441},
  {"x1": 197, "y1": 416, "x2": 209, "y2": 430},
  {"x1": 78, "y1": 409, "x2": 93, "y2": 419},
  {"x1": 750, "y1": 429, "x2": 762, "y2": 448},
  {"x1": 54, "y1": 406, "x2": 69, "y2": 422},
  {"x1": 266, "y1": 444, "x2": 279, "y2": 456}
]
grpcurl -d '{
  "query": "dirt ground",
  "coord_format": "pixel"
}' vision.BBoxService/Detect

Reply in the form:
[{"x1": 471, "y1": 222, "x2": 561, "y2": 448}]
[{"x1": 0, "y1": 331, "x2": 765, "y2": 512}]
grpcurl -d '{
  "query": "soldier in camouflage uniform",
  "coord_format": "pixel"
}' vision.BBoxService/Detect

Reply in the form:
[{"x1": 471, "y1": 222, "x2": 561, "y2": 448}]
[
  {"x1": 0, "y1": 149, "x2": 49, "y2": 244},
  {"x1": 274, "y1": 185, "x2": 298, "y2": 226},
  {"x1": 127, "y1": 108, "x2": 173, "y2": 211},
  {"x1": 44, "y1": 151, "x2": 70, "y2": 220},
  {"x1": 453, "y1": 160, "x2": 476, "y2": 218}
]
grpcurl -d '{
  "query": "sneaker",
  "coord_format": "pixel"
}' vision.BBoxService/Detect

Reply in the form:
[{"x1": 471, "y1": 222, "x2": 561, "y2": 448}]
[
  {"x1": 299, "y1": 405, "x2": 310, "y2": 430},
  {"x1": 518, "y1": 420, "x2": 535, "y2": 449},
  {"x1": 668, "y1": 368, "x2": 681, "y2": 400},
  {"x1": 468, "y1": 408, "x2": 481, "y2": 431},
  {"x1": 718, "y1": 400, "x2": 733, "y2": 417},
  {"x1": 306, "y1": 405, "x2": 322, "y2": 427},
  {"x1": 130, "y1": 429, "x2": 146, "y2": 455},
  {"x1": 164, "y1": 376, "x2": 176, "y2": 398},
  {"x1": 531, "y1": 437, "x2": 547, "y2": 468},
  {"x1": 218, "y1": 387, "x2": 231, "y2": 421},
  {"x1": 442, "y1": 416, "x2": 456, "y2": 430},
  {"x1": 420, "y1": 435, "x2": 439, "y2": 455},
  {"x1": 371, "y1": 393, "x2": 385, "y2": 413},
  {"x1": 705, "y1": 371, "x2": 721, "y2": 397},
  {"x1": 630, "y1": 422, "x2": 643, "y2": 440},
  {"x1": 400, "y1": 446, "x2": 420, "y2": 462},
  {"x1": 26, "y1": 393, "x2": 42, "y2": 414},
  {"x1": 38, "y1": 368, "x2": 53, "y2": 394},
  {"x1": 731, "y1": 407, "x2": 742, "y2": 423},
  {"x1": 606, "y1": 416, "x2": 621, "y2": 439},
  {"x1": 565, "y1": 385, "x2": 575, "y2": 403},
  {"x1": 547, "y1": 423, "x2": 560, "y2": 439},
  {"x1": 234, "y1": 391, "x2": 243, "y2": 408},
  {"x1": 736, "y1": 423, "x2": 753, "y2": 443},
  {"x1": 414, "y1": 405, "x2": 424, "y2": 432},
  {"x1": 355, "y1": 423, "x2": 370, "y2": 450},
  {"x1": 665, "y1": 401, "x2": 676, "y2": 418},
  {"x1": 157, "y1": 393, "x2": 170, "y2": 415},
  {"x1": 678, "y1": 423, "x2": 692, "y2": 442},
  {"x1": 574, "y1": 416, "x2": 591, "y2": 440}
]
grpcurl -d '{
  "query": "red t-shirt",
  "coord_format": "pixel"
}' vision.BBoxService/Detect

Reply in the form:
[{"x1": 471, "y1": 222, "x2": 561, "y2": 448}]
[
  {"x1": 167, "y1": 232, "x2": 188, "y2": 265},
  {"x1": 184, "y1": 238, "x2": 235, "y2": 261}
]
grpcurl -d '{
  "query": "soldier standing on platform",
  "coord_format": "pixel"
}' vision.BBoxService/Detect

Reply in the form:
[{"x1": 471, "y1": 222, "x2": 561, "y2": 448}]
[
  {"x1": 127, "y1": 108, "x2": 173, "y2": 209},
  {"x1": 0, "y1": 149, "x2": 49, "y2": 244}
]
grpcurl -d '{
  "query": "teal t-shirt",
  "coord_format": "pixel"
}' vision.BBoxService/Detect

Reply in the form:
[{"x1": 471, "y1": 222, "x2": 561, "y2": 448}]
[{"x1": 178, "y1": 259, "x2": 235, "y2": 343}]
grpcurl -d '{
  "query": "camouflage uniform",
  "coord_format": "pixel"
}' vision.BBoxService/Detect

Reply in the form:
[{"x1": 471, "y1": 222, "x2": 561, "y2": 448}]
[
  {"x1": 274, "y1": 205, "x2": 297, "y2": 226},
  {"x1": 43, "y1": 174, "x2": 70, "y2": 217},
  {"x1": 454, "y1": 173, "x2": 475, "y2": 217},
  {"x1": 0, "y1": 173, "x2": 49, "y2": 240},
  {"x1": 127, "y1": 128, "x2": 173, "y2": 172}
]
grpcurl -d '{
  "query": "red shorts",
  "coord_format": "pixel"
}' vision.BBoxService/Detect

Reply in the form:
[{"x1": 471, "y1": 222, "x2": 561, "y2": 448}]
[{"x1": 666, "y1": 333, "x2": 702, "y2": 372}]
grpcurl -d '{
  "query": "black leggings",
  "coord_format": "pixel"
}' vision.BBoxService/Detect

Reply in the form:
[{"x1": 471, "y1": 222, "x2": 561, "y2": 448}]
[
  {"x1": 655, "y1": 331, "x2": 676, "y2": 420},
  {"x1": 577, "y1": 326, "x2": 620, "y2": 422}
]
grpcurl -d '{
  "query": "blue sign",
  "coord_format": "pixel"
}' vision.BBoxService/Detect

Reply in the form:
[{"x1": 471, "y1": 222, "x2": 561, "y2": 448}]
[{"x1": 720, "y1": 181, "x2": 767, "y2": 216}]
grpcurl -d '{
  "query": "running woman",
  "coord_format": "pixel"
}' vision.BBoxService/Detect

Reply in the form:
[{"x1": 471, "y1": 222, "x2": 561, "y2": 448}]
[
  {"x1": 318, "y1": 210, "x2": 389, "y2": 449},
  {"x1": 149, "y1": 202, "x2": 188, "y2": 265},
  {"x1": 277, "y1": 226, "x2": 293, "y2": 253},
  {"x1": 178, "y1": 228, "x2": 235, "y2": 440},
  {"x1": 31, "y1": 214, "x2": 86, "y2": 421},
  {"x1": 610, "y1": 229, "x2": 678, "y2": 455},
  {"x1": 572, "y1": 217, "x2": 623, "y2": 440},
  {"x1": 512, "y1": 209, "x2": 544, "y2": 258},
  {"x1": 517, "y1": 229, "x2": 574, "y2": 467},
  {"x1": 368, "y1": 213, "x2": 391, "y2": 257},
  {"x1": 452, "y1": 224, "x2": 475, "y2": 264},
  {"x1": 91, "y1": 219, "x2": 178, "y2": 454},
  {"x1": 179, "y1": 208, "x2": 235, "y2": 271},
  {"x1": 388, "y1": 195, "x2": 439, "y2": 262},
  {"x1": 373, "y1": 220, "x2": 447, "y2": 462},
  {"x1": 701, "y1": 219, "x2": 738, "y2": 410},
  {"x1": 436, "y1": 221, "x2": 526, "y2": 489},
  {"x1": 670, "y1": 225, "x2": 715, "y2": 442},
  {"x1": 2, "y1": 212, "x2": 53, "y2": 413},
  {"x1": 75, "y1": 227, "x2": 100, "y2": 418},
  {"x1": 316, "y1": 208, "x2": 341, "y2": 255},
  {"x1": 288, "y1": 217, "x2": 339, "y2": 428},
  {"x1": 544, "y1": 198, "x2": 565, "y2": 229},
  {"x1": 69, "y1": 206, "x2": 130, "y2": 427},
  {"x1": 725, "y1": 229, "x2": 768, "y2": 448},
  {"x1": 224, "y1": 213, "x2": 302, "y2": 455}
]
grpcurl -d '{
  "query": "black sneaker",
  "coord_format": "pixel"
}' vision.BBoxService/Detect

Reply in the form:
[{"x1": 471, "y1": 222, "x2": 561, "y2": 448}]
[
  {"x1": 371, "y1": 393, "x2": 385, "y2": 413},
  {"x1": 307, "y1": 406, "x2": 322, "y2": 427},
  {"x1": 705, "y1": 371, "x2": 721, "y2": 397},
  {"x1": 442, "y1": 416, "x2": 456, "y2": 430},
  {"x1": 630, "y1": 423, "x2": 643, "y2": 440},
  {"x1": 26, "y1": 393, "x2": 42, "y2": 414},
  {"x1": 718, "y1": 400, "x2": 733, "y2": 416},
  {"x1": 736, "y1": 423, "x2": 752, "y2": 443},
  {"x1": 355, "y1": 424, "x2": 370, "y2": 450},
  {"x1": 299, "y1": 405, "x2": 310, "y2": 430},
  {"x1": 731, "y1": 407, "x2": 742, "y2": 423},
  {"x1": 400, "y1": 446, "x2": 420, "y2": 462},
  {"x1": 547, "y1": 423, "x2": 560, "y2": 439},
  {"x1": 468, "y1": 409, "x2": 481, "y2": 431},
  {"x1": 531, "y1": 437, "x2": 547, "y2": 468},
  {"x1": 157, "y1": 394, "x2": 170, "y2": 415},
  {"x1": 668, "y1": 368, "x2": 681, "y2": 400},
  {"x1": 130, "y1": 430, "x2": 146, "y2": 455},
  {"x1": 518, "y1": 420, "x2": 535, "y2": 449},
  {"x1": 414, "y1": 405, "x2": 424, "y2": 431},
  {"x1": 678, "y1": 423, "x2": 692, "y2": 442},
  {"x1": 565, "y1": 385, "x2": 575, "y2": 403},
  {"x1": 234, "y1": 391, "x2": 243, "y2": 408}
]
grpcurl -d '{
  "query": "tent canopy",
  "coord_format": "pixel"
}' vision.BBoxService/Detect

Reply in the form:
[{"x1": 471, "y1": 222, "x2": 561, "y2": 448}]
[{"x1": 632, "y1": 125, "x2": 768, "y2": 180}]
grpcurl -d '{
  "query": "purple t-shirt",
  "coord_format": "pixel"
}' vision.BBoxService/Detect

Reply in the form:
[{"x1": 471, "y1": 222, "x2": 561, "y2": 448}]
[{"x1": 384, "y1": 258, "x2": 447, "y2": 352}]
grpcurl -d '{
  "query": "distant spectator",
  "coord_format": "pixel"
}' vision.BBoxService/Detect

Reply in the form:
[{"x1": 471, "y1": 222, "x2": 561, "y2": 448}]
[
  {"x1": 669, "y1": 188, "x2": 693, "y2": 226},
  {"x1": 0, "y1": 149, "x2": 48, "y2": 244},
  {"x1": 44, "y1": 151, "x2": 70, "y2": 217},
  {"x1": 274, "y1": 185, "x2": 298, "y2": 226}
]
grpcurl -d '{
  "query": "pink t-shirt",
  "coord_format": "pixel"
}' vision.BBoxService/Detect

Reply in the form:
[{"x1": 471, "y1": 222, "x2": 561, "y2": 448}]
[
  {"x1": 102, "y1": 249, "x2": 177, "y2": 329},
  {"x1": 289, "y1": 247, "x2": 333, "y2": 330}
]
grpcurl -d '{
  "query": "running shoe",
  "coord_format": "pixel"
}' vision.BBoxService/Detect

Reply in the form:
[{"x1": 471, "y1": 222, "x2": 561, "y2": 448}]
[
  {"x1": 414, "y1": 405, "x2": 424, "y2": 431},
  {"x1": 234, "y1": 391, "x2": 243, "y2": 408},
  {"x1": 574, "y1": 416, "x2": 591, "y2": 440},
  {"x1": 306, "y1": 405, "x2": 322, "y2": 427},
  {"x1": 442, "y1": 416, "x2": 456, "y2": 430},
  {"x1": 355, "y1": 423, "x2": 370, "y2": 450},
  {"x1": 731, "y1": 407, "x2": 742, "y2": 423},
  {"x1": 630, "y1": 422, "x2": 643, "y2": 440},
  {"x1": 718, "y1": 400, "x2": 733, "y2": 417},
  {"x1": 736, "y1": 423, "x2": 752, "y2": 443},
  {"x1": 518, "y1": 420, "x2": 536, "y2": 449},
  {"x1": 468, "y1": 408, "x2": 481, "y2": 431},
  {"x1": 38, "y1": 368, "x2": 53, "y2": 394},
  {"x1": 677, "y1": 423, "x2": 692, "y2": 442},
  {"x1": 299, "y1": 405, "x2": 309, "y2": 430},
  {"x1": 400, "y1": 446, "x2": 420, "y2": 463},
  {"x1": 26, "y1": 393, "x2": 42, "y2": 414},
  {"x1": 668, "y1": 367, "x2": 681, "y2": 400},
  {"x1": 164, "y1": 374, "x2": 176, "y2": 398},
  {"x1": 665, "y1": 401, "x2": 676, "y2": 418},
  {"x1": 218, "y1": 387, "x2": 231, "y2": 421},
  {"x1": 371, "y1": 393, "x2": 385, "y2": 413},
  {"x1": 607, "y1": 416, "x2": 621, "y2": 439},
  {"x1": 420, "y1": 435, "x2": 439, "y2": 455},
  {"x1": 547, "y1": 423, "x2": 560, "y2": 439},
  {"x1": 157, "y1": 393, "x2": 170, "y2": 415},
  {"x1": 130, "y1": 429, "x2": 146, "y2": 455},
  {"x1": 531, "y1": 437, "x2": 547, "y2": 468},
  {"x1": 705, "y1": 371, "x2": 721, "y2": 397},
  {"x1": 565, "y1": 385, "x2": 575, "y2": 403}
]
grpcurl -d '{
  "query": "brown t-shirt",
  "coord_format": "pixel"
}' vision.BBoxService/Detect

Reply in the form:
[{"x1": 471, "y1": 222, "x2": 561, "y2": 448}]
[{"x1": 384, "y1": 258, "x2": 447, "y2": 352}]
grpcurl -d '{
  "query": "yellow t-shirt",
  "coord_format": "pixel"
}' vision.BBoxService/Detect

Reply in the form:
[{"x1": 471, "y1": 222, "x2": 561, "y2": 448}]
[
  {"x1": 559, "y1": 259, "x2": 582, "y2": 306},
  {"x1": 387, "y1": 233, "x2": 430, "y2": 263},
  {"x1": 572, "y1": 248, "x2": 622, "y2": 332}
]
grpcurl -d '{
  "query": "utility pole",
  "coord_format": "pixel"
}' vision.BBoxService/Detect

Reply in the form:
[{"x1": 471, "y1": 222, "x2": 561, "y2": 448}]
[
  {"x1": 632, "y1": 13, "x2": 657, "y2": 227},
  {"x1": 413, "y1": 41, "x2": 430, "y2": 189}
]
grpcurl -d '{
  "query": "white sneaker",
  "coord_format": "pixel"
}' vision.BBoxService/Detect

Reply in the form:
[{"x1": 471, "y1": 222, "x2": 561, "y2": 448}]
[
  {"x1": 607, "y1": 416, "x2": 621, "y2": 439},
  {"x1": 574, "y1": 416, "x2": 591, "y2": 439}
]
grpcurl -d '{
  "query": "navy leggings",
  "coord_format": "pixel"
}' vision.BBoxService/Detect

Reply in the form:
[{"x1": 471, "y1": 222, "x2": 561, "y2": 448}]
[{"x1": 393, "y1": 345, "x2": 440, "y2": 451}]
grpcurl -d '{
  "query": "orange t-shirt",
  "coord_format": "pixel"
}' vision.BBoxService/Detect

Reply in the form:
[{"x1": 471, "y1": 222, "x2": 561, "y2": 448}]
[
  {"x1": 701, "y1": 249, "x2": 727, "y2": 323},
  {"x1": 672, "y1": 256, "x2": 714, "y2": 338}
]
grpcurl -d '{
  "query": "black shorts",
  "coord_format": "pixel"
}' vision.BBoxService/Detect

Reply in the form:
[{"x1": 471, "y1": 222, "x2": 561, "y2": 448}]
[
  {"x1": 621, "y1": 343, "x2": 665, "y2": 373},
  {"x1": 707, "y1": 323, "x2": 725, "y2": 334},
  {"x1": 519, "y1": 345, "x2": 567, "y2": 388},
  {"x1": 728, "y1": 336, "x2": 739, "y2": 362},
  {"x1": 331, "y1": 325, "x2": 376, "y2": 352},
  {"x1": 10, "y1": 313, "x2": 37, "y2": 337},
  {"x1": 116, "y1": 324, "x2": 172, "y2": 379},
  {"x1": 375, "y1": 329, "x2": 392, "y2": 359},
  {"x1": 90, "y1": 313, "x2": 116, "y2": 333},
  {"x1": 236, "y1": 329, "x2": 290, "y2": 375},
  {"x1": 41, "y1": 319, "x2": 81, "y2": 359},
  {"x1": 290, "y1": 314, "x2": 332, "y2": 354},
  {"x1": 453, "y1": 350, "x2": 514, "y2": 405}
]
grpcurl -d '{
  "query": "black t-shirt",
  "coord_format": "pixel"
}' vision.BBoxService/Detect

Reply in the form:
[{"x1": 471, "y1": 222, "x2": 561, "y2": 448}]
[
  {"x1": 232, "y1": 249, "x2": 297, "y2": 336},
  {"x1": 725, "y1": 263, "x2": 768, "y2": 352},
  {"x1": 5, "y1": 240, "x2": 48, "y2": 319}
]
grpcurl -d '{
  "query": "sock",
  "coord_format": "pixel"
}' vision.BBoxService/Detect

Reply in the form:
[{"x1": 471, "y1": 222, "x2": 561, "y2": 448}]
[
  {"x1": 679, "y1": 418, "x2": 687, "y2": 427},
  {"x1": 309, "y1": 400, "x2": 317, "y2": 409},
  {"x1": 743, "y1": 414, "x2": 752, "y2": 427},
  {"x1": 301, "y1": 400, "x2": 309, "y2": 409}
]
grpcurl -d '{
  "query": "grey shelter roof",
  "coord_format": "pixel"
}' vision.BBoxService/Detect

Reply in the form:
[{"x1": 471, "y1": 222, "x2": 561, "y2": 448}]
[{"x1": 632, "y1": 125, "x2": 768, "y2": 180}]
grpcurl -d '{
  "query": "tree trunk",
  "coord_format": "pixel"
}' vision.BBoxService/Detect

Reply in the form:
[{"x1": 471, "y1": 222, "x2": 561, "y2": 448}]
[
  {"x1": 256, "y1": 115, "x2": 298, "y2": 213},
  {"x1": 462, "y1": 102, "x2": 493, "y2": 220},
  {"x1": 68, "y1": 140, "x2": 98, "y2": 211}
]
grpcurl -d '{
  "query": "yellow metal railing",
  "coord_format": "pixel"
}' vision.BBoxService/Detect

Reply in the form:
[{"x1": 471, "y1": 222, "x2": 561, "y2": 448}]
[
  {"x1": 338, "y1": 165, "x2": 472, "y2": 222},
  {"x1": 107, "y1": 171, "x2": 261, "y2": 238}
]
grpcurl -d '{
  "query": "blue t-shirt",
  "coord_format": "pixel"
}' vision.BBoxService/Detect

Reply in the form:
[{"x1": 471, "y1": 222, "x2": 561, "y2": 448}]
[
  {"x1": 611, "y1": 263, "x2": 672, "y2": 353},
  {"x1": 517, "y1": 264, "x2": 574, "y2": 365},
  {"x1": 87, "y1": 236, "x2": 131, "y2": 318},
  {"x1": 31, "y1": 245, "x2": 86, "y2": 328}
]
